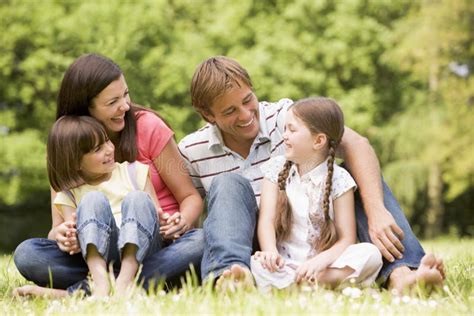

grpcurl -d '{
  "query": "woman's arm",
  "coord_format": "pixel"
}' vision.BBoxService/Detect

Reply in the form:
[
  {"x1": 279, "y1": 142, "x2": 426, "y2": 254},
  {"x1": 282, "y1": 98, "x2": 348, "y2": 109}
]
[
  {"x1": 154, "y1": 138, "x2": 203, "y2": 238},
  {"x1": 337, "y1": 126, "x2": 404, "y2": 262}
]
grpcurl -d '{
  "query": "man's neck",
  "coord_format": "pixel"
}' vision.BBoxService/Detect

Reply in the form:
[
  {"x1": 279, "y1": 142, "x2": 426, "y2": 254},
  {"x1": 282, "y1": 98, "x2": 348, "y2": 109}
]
[{"x1": 223, "y1": 136, "x2": 254, "y2": 159}]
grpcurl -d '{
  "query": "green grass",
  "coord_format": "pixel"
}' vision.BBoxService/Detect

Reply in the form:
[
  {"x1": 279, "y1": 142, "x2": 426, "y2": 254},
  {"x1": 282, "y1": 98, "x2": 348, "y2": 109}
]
[{"x1": 1, "y1": 238, "x2": 472, "y2": 315}]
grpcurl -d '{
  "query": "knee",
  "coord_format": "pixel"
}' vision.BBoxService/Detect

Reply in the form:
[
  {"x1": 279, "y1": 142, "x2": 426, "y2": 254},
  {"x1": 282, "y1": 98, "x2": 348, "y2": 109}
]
[
  {"x1": 122, "y1": 191, "x2": 156, "y2": 219},
  {"x1": 76, "y1": 191, "x2": 112, "y2": 222},
  {"x1": 359, "y1": 242, "x2": 383, "y2": 269},
  {"x1": 209, "y1": 173, "x2": 252, "y2": 196},
  {"x1": 14, "y1": 239, "x2": 41, "y2": 273}
]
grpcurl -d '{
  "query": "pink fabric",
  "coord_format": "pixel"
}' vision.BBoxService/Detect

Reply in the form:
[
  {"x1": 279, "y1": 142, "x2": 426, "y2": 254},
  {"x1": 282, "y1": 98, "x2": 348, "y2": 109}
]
[{"x1": 135, "y1": 111, "x2": 178, "y2": 215}]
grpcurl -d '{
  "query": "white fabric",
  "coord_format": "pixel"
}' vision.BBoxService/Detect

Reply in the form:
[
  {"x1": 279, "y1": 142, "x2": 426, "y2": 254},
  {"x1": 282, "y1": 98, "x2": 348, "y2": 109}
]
[
  {"x1": 178, "y1": 99, "x2": 293, "y2": 204},
  {"x1": 251, "y1": 243, "x2": 382, "y2": 292},
  {"x1": 260, "y1": 156, "x2": 357, "y2": 261}
]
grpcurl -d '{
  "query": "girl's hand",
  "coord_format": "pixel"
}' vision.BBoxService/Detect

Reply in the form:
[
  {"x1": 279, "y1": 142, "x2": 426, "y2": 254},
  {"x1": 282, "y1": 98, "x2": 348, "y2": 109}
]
[
  {"x1": 159, "y1": 212, "x2": 192, "y2": 240},
  {"x1": 54, "y1": 221, "x2": 80, "y2": 255},
  {"x1": 295, "y1": 255, "x2": 331, "y2": 284},
  {"x1": 253, "y1": 251, "x2": 284, "y2": 272}
]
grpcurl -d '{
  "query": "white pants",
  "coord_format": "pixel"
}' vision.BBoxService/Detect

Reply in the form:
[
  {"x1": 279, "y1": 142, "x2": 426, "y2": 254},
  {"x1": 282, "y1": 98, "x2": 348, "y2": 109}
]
[{"x1": 251, "y1": 243, "x2": 382, "y2": 292}]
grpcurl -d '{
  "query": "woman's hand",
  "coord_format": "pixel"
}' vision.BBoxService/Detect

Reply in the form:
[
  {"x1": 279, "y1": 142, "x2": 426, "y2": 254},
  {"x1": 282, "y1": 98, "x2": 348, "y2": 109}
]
[
  {"x1": 253, "y1": 251, "x2": 284, "y2": 272},
  {"x1": 295, "y1": 255, "x2": 331, "y2": 284},
  {"x1": 159, "y1": 211, "x2": 192, "y2": 240},
  {"x1": 54, "y1": 220, "x2": 80, "y2": 255}
]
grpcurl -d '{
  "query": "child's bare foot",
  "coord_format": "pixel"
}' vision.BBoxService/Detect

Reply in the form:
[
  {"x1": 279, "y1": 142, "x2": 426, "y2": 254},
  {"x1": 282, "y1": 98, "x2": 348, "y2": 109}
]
[
  {"x1": 215, "y1": 264, "x2": 254, "y2": 293},
  {"x1": 13, "y1": 285, "x2": 68, "y2": 298},
  {"x1": 388, "y1": 254, "x2": 444, "y2": 295},
  {"x1": 114, "y1": 277, "x2": 135, "y2": 296}
]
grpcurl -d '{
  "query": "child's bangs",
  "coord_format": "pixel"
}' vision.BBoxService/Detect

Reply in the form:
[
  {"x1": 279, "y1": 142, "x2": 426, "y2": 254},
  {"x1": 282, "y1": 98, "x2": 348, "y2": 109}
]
[{"x1": 78, "y1": 120, "x2": 108, "y2": 153}]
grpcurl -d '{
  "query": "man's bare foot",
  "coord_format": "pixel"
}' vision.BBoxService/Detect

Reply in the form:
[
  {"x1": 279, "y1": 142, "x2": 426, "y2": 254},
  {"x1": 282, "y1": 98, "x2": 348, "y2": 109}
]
[
  {"x1": 388, "y1": 253, "x2": 444, "y2": 295},
  {"x1": 215, "y1": 264, "x2": 254, "y2": 293},
  {"x1": 13, "y1": 285, "x2": 68, "y2": 298}
]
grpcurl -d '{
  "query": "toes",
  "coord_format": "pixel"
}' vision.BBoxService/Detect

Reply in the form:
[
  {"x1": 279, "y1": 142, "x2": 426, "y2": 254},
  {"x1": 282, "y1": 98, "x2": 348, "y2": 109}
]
[{"x1": 420, "y1": 253, "x2": 436, "y2": 267}]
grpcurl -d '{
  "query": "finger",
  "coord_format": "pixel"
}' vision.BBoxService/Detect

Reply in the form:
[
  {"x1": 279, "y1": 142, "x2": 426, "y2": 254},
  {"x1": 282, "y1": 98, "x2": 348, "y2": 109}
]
[
  {"x1": 391, "y1": 223, "x2": 405, "y2": 240},
  {"x1": 380, "y1": 233, "x2": 403, "y2": 260},
  {"x1": 386, "y1": 229, "x2": 405, "y2": 255},
  {"x1": 372, "y1": 237, "x2": 395, "y2": 262},
  {"x1": 166, "y1": 213, "x2": 180, "y2": 225}
]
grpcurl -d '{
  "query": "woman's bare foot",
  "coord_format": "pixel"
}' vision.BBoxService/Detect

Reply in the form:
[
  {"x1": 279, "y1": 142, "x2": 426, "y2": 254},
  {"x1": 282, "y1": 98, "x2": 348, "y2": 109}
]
[
  {"x1": 388, "y1": 253, "x2": 444, "y2": 295},
  {"x1": 215, "y1": 264, "x2": 254, "y2": 293},
  {"x1": 13, "y1": 285, "x2": 68, "y2": 298}
]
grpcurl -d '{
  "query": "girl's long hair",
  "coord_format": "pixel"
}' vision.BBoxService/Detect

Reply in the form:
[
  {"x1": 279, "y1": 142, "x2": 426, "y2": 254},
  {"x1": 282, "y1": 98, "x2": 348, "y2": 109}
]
[
  {"x1": 275, "y1": 97, "x2": 345, "y2": 252},
  {"x1": 47, "y1": 116, "x2": 109, "y2": 192}
]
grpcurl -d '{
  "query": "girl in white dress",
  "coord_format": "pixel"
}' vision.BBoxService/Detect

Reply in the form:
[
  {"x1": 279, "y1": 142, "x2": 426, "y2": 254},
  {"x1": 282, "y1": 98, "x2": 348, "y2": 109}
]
[{"x1": 251, "y1": 97, "x2": 382, "y2": 292}]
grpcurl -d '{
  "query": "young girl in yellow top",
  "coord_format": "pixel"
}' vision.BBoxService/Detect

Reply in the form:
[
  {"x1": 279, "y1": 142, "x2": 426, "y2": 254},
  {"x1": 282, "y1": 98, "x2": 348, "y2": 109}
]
[
  {"x1": 46, "y1": 116, "x2": 164, "y2": 296},
  {"x1": 251, "y1": 97, "x2": 383, "y2": 292}
]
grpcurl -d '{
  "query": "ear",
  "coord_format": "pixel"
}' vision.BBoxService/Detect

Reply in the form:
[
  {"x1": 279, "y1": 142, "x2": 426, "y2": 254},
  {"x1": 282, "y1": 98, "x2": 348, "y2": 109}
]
[
  {"x1": 200, "y1": 110, "x2": 216, "y2": 124},
  {"x1": 312, "y1": 133, "x2": 328, "y2": 150}
]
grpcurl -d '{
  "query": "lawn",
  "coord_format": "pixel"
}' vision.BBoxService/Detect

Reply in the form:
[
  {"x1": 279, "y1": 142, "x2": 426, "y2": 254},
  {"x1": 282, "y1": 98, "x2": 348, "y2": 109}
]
[{"x1": 1, "y1": 238, "x2": 472, "y2": 315}]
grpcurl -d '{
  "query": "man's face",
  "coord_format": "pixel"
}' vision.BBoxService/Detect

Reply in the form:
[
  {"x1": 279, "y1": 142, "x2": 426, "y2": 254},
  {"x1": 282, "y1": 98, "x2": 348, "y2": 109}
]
[{"x1": 203, "y1": 81, "x2": 260, "y2": 152}]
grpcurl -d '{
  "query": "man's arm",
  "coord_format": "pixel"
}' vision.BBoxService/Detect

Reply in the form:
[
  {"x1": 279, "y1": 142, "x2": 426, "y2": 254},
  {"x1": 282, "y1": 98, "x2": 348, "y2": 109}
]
[{"x1": 336, "y1": 126, "x2": 404, "y2": 262}]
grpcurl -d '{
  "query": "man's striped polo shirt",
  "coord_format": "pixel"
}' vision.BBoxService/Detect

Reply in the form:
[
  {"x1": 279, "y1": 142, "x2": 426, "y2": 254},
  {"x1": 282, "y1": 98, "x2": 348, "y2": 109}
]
[{"x1": 178, "y1": 99, "x2": 293, "y2": 203}]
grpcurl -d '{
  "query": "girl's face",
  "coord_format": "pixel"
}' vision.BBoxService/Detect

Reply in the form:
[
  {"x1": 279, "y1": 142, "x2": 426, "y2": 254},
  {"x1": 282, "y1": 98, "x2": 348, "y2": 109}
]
[
  {"x1": 89, "y1": 75, "x2": 131, "y2": 139},
  {"x1": 80, "y1": 139, "x2": 116, "y2": 182},
  {"x1": 283, "y1": 109, "x2": 318, "y2": 164}
]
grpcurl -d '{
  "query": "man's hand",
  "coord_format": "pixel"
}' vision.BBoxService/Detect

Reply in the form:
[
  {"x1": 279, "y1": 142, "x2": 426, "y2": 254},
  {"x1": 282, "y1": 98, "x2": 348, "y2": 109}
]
[{"x1": 368, "y1": 208, "x2": 405, "y2": 262}]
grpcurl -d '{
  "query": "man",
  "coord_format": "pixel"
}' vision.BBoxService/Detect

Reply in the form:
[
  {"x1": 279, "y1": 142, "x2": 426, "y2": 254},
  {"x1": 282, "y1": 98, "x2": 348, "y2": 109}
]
[{"x1": 178, "y1": 56, "x2": 444, "y2": 293}]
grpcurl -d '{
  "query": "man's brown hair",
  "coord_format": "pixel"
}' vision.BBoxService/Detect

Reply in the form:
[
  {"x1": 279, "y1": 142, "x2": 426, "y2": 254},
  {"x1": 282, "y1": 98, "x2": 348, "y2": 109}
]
[{"x1": 190, "y1": 56, "x2": 253, "y2": 119}]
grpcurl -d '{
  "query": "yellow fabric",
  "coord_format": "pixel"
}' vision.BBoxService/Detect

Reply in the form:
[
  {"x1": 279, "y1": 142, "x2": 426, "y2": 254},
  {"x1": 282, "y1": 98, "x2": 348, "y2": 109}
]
[{"x1": 54, "y1": 162, "x2": 149, "y2": 225}]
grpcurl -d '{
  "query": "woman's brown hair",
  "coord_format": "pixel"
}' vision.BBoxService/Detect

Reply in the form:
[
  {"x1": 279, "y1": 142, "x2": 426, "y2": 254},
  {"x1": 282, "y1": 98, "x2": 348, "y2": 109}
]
[
  {"x1": 47, "y1": 116, "x2": 109, "y2": 192},
  {"x1": 56, "y1": 53, "x2": 138, "y2": 162},
  {"x1": 275, "y1": 97, "x2": 345, "y2": 252}
]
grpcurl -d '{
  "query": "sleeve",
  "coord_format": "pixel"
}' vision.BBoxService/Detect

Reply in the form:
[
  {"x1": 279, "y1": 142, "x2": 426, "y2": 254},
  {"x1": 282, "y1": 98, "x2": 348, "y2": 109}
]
[
  {"x1": 54, "y1": 191, "x2": 76, "y2": 212},
  {"x1": 133, "y1": 162, "x2": 150, "y2": 191},
  {"x1": 260, "y1": 155, "x2": 287, "y2": 184},
  {"x1": 178, "y1": 138, "x2": 206, "y2": 198},
  {"x1": 136, "y1": 111, "x2": 174, "y2": 160},
  {"x1": 331, "y1": 165, "x2": 357, "y2": 199}
]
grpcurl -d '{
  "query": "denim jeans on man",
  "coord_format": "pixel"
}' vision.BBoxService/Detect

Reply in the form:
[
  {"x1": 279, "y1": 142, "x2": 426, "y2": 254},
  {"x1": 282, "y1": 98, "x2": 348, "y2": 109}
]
[
  {"x1": 201, "y1": 172, "x2": 425, "y2": 284},
  {"x1": 14, "y1": 191, "x2": 204, "y2": 293}
]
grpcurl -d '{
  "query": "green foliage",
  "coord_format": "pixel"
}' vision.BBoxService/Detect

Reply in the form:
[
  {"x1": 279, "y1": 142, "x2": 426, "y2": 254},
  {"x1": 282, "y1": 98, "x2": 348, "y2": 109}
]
[{"x1": 0, "y1": 0, "x2": 472, "y2": 243}]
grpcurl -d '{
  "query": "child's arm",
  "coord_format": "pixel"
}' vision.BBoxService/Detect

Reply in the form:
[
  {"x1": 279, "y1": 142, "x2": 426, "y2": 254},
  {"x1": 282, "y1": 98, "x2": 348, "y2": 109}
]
[
  {"x1": 48, "y1": 192, "x2": 80, "y2": 255},
  {"x1": 255, "y1": 178, "x2": 284, "y2": 271},
  {"x1": 296, "y1": 190, "x2": 356, "y2": 283}
]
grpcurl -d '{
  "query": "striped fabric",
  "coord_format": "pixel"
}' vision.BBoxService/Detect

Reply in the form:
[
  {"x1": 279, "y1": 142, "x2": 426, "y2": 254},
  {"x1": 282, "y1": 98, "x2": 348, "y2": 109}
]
[{"x1": 178, "y1": 99, "x2": 293, "y2": 203}]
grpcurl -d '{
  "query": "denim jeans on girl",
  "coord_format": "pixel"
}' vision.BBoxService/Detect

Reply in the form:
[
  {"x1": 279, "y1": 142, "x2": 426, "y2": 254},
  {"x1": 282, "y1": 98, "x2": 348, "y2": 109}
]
[
  {"x1": 201, "y1": 173, "x2": 425, "y2": 285},
  {"x1": 14, "y1": 191, "x2": 204, "y2": 294}
]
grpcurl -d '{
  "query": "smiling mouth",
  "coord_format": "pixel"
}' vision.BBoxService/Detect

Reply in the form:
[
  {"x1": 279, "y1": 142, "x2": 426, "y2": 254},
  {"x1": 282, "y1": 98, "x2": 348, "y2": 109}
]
[
  {"x1": 238, "y1": 117, "x2": 254, "y2": 128},
  {"x1": 111, "y1": 115, "x2": 124, "y2": 122}
]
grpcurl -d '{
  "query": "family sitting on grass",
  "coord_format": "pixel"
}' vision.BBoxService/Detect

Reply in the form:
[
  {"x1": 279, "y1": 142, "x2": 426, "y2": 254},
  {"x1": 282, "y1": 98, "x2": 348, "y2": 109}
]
[{"x1": 13, "y1": 54, "x2": 444, "y2": 298}]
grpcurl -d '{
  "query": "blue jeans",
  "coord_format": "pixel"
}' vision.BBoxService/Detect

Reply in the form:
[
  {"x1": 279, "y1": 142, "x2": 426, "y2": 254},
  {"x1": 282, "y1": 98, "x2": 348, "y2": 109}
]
[
  {"x1": 201, "y1": 173, "x2": 425, "y2": 284},
  {"x1": 201, "y1": 174, "x2": 258, "y2": 281},
  {"x1": 354, "y1": 179, "x2": 425, "y2": 284},
  {"x1": 14, "y1": 191, "x2": 204, "y2": 293}
]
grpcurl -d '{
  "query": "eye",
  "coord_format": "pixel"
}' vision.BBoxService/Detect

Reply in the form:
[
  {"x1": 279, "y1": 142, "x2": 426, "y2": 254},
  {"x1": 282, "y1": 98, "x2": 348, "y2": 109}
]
[
  {"x1": 124, "y1": 90, "x2": 129, "y2": 97},
  {"x1": 223, "y1": 108, "x2": 235, "y2": 116}
]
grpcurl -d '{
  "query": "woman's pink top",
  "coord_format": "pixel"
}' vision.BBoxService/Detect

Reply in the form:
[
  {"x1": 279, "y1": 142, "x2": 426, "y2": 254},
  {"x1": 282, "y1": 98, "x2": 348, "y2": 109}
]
[{"x1": 135, "y1": 110, "x2": 179, "y2": 215}]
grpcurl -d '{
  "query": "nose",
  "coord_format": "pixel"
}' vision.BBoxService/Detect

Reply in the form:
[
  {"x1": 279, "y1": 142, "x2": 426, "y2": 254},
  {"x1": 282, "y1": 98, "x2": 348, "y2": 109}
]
[
  {"x1": 238, "y1": 106, "x2": 252, "y2": 122},
  {"x1": 282, "y1": 130, "x2": 289, "y2": 140},
  {"x1": 119, "y1": 98, "x2": 130, "y2": 112},
  {"x1": 106, "y1": 141, "x2": 115, "y2": 153}
]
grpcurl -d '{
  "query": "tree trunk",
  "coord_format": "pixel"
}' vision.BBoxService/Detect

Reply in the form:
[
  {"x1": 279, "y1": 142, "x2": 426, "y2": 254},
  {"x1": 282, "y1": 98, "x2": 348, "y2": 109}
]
[{"x1": 425, "y1": 163, "x2": 444, "y2": 238}]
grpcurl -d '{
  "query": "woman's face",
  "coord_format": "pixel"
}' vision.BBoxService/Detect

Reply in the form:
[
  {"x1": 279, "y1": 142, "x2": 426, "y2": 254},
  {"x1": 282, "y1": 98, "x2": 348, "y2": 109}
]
[{"x1": 89, "y1": 75, "x2": 131, "y2": 138}]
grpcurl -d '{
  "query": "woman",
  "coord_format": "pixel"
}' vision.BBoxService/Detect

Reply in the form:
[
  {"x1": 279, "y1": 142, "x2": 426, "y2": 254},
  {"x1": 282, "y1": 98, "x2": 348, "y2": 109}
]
[{"x1": 13, "y1": 53, "x2": 204, "y2": 296}]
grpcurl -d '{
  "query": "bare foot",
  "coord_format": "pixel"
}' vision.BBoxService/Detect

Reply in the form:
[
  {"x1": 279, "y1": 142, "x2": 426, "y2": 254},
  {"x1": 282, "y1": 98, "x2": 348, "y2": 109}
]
[
  {"x1": 388, "y1": 254, "x2": 444, "y2": 295},
  {"x1": 215, "y1": 264, "x2": 254, "y2": 293},
  {"x1": 13, "y1": 285, "x2": 68, "y2": 298}
]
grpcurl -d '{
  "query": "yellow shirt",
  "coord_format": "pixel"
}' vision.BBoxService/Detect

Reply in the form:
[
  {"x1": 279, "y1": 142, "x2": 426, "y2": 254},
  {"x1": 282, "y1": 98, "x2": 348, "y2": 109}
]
[{"x1": 54, "y1": 161, "x2": 149, "y2": 225}]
